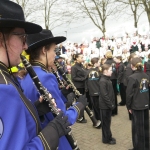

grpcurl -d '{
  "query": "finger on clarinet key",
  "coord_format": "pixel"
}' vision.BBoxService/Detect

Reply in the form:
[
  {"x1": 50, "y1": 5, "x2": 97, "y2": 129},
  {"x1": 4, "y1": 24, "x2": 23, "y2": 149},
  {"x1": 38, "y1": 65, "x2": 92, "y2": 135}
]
[
  {"x1": 51, "y1": 98, "x2": 57, "y2": 107},
  {"x1": 39, "y1": 96, "x2": 43, "y2": 103}
]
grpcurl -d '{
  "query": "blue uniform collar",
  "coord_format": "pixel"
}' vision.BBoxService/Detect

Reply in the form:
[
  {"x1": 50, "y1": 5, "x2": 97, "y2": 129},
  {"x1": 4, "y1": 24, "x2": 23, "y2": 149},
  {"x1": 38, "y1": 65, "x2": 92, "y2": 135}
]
[{"x1": 31, "y1": 61, "x2": 48, "y2": 72}]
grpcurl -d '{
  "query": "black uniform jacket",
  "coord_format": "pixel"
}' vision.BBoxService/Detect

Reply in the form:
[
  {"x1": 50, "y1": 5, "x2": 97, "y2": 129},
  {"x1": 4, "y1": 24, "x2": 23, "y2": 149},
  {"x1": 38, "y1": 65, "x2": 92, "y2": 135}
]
[
  {"x1": 123, "y1": 63, "x2": 133, "y2": 86},
  {"x1": 71, "y1": 62, "x2": 86, "y2": 88},
  {"x1": 105, "y1": 58, "x2": 117, "y2": 80},
  {"x1": 145, "y1": 60, "x2": 150, "y2": 77},
  {"x1": 86, "y1": 67, "x2": 101, "y2": 96},
  {"x1": 99, "y1": 75, "x2": 115, "y2": 110},
  {"x1": 126, "y1": 70, "x2": 149, "y2": 110},
  {"x1": 116, "y1": 62, "x2": 125, "y2": 84}
]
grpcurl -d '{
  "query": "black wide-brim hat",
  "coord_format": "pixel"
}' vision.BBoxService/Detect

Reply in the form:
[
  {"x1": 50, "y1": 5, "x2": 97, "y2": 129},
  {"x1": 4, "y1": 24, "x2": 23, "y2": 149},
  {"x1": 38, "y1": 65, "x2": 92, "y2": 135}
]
[
  {"x1": 26, "y1": 29, "x2": 66, "y2": 54},
  {"x1": 0, "y1": 0, "x2": 42, "y2": 34}
]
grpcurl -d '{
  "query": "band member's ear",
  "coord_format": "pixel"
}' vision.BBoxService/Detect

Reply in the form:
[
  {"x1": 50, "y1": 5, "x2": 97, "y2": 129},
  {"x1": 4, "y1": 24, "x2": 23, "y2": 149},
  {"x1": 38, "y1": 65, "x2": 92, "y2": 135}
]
[{"x1": 42, "y1": 47, "x2": 47, "y2": 56}]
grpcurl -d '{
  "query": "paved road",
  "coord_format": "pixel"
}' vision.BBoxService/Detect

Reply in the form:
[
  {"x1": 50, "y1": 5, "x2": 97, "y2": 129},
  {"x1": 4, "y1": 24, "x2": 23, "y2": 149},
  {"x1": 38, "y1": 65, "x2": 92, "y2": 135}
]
[{"x1": 72, "y1": 96, "x2": 150, "y2": 150}]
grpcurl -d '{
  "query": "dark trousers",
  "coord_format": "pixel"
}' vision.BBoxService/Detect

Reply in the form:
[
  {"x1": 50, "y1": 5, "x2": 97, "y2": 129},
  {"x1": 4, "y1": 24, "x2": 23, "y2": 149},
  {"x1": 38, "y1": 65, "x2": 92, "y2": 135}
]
[
  {"x1": 100, "y1": 109, "x2": 112, "y2": 143},
  {"x1": 149, "y1": 87, "x2": 150, "y2": 110},
  {"x1": 90, "y1": 96, "x2": 101, "y2": 120},
  {"x1": 77, "y1": 88, "x2": 85, "y2": 95},
  {"x1": 119, "y1": 83, "x2": 126, "y2": 105},
  {"x1": 77, "y1": 88, "x2": 86, "y2": 120},
  {"x1": 111, "y1": 79, "x2": 118, "y2": 115},
  {"x1": 124, "y1": 86, "x2": 132, "y2": 120},
  {"x1": 132, "y1": 109, "x2": 149, "y2": 150},
  {"x1": 86, "y1": 91, "x2": 93, "y2": 110}
]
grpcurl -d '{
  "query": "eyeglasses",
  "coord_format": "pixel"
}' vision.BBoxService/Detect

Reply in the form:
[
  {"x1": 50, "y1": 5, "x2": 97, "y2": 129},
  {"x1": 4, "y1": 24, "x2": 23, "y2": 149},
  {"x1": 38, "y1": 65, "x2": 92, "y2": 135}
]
[{"x1": 11, "y1": 32, "x2": 28, "y2": 45}]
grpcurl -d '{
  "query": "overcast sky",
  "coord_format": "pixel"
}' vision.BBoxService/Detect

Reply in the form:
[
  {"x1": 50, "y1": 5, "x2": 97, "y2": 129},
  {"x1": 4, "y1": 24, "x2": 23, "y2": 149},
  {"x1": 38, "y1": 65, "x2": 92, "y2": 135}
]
[
  {"x1": 51, "y1": 12, "x2": 149, "y2": 44},
  {"x1": 25, "y1": 0, "x2": 149, "y2": 44}
]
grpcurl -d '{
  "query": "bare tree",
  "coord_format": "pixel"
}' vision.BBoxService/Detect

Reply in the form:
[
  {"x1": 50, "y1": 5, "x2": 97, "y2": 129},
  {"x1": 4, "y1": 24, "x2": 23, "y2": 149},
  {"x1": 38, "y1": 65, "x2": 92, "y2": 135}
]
[
  {"x1": 12, "y1": 0, "x2": 41, "y2": 22},
  {"x1": 37, "y1": 0, "x2": 75, "y2": 30},
  {"x1": 141, "y1": 0, "x2": 150, "y2": 29},
  {"x1": 116, "y1": 0, "x2": 144, "y2": 28},
  {"x1": 69, "y1": 0, "x2": 118, "y2": 36}
]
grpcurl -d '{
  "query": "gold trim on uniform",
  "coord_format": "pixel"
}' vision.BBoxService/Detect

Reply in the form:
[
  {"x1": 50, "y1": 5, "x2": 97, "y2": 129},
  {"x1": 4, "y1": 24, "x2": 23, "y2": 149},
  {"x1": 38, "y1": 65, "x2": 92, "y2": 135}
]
[
  {"x1": 73, "y1": 105, "x2": 80, "y2": 119},
  {"x1": 0, "y1": 70, "x2": 8, "y2": 84},
  {"x1": 39, "y1": 132, "x2": 51, "y2": 150},
  {"x1": 38, "y1": 134, "x2": 46, "y2": 150}
]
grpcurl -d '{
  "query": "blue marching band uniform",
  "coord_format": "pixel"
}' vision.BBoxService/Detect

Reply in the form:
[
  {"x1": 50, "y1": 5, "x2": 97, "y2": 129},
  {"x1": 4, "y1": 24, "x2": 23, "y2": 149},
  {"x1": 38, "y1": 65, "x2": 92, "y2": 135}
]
[
  {"x1": 21, "y1": 62, "x2": 80, "y2": 150},
  {"x1": 0, "y1": 62, "x2": 45, "y2": 150},
  {"x1": 0, "y1": 1, "x2": 86, "y2": 150},
  {"x1": 19, "y1": 28, "x2": 86, "y2": 150}
]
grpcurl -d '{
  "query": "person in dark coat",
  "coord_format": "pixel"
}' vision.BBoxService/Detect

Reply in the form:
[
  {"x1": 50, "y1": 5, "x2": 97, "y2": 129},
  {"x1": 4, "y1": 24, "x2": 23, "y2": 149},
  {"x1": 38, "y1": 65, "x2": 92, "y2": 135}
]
[
  {"x1": 123, "y1": 53, "x2": 138, "y2": 120},
  {"x1": 99, "y1": 64, "x2": 116, "y2": 145},
  {"x1": 59, "y1": 43, "x2": 66, "y2": 54},
  {"x1": 84, "y1": 62, "x2": 93, "y2": 110},
  {"x1": 105, "y1": 51, "x2": 118, "y2": 115},
  {"x1": 71, "y1": 53, "x2": 87, "y2": 123},
  {"x1": 144, "y1": 53, "x2": 150, "y2": 110},
  {"x1": 130, "y1": 42, "x2": 138, "y2": 54},
  {"x1": 115, "y1": 56, "x2": 126, "y2": 106},
  {"x1": 126, "y1": 57, "x2": 149, "y2": 150},
  {"x1": 86, "y1": 57, "x2": 101, "y2": 127}
]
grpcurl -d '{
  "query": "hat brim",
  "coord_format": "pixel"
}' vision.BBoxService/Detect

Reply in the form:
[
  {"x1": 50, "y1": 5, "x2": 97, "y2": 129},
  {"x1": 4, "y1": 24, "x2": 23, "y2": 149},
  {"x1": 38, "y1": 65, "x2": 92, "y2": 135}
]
[
  {"x1": 26, "y1": 36, "x2": 66, "y2": 54},
  {"x1": 0, "y1": 19, "x2": 42, "y2": 34}
]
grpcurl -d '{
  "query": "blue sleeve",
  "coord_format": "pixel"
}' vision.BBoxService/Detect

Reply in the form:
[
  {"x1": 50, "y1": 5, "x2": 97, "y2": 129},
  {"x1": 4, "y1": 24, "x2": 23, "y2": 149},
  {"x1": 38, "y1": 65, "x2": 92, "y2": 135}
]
[
  {"x1": 0, "y1": 84, "x2": 44, "y2": 150},
  {"x1": 40, "y1": 73, "x2": 78, "y2": 125}
]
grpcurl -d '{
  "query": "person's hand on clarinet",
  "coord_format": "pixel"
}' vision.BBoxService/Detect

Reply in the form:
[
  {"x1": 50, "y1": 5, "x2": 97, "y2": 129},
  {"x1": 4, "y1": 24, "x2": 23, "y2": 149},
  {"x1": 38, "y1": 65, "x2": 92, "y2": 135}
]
[
  {"x1": 34, "y1": 94, "x2": 57, "y2": 116},
  {"x1": 40, "y1": 111, "x2": 71, "y2": 150}
]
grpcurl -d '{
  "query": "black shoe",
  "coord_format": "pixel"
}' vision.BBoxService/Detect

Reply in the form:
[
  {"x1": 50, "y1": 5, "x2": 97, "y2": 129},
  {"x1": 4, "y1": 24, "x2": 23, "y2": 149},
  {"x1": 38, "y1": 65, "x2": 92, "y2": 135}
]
[
  {"x1": 103, "y1": 140, "x2": 116, "y2": 145},
  {"x1": 118, "y1": 103, "x2": 125, "y2": 106},
  {"x1": 94, "y1": 124, "x2": 101, "y2": 129},
  {"x1": 76, "y1": 119, "x2": 87, "y2": 123},
  {"x1": 93, "y1": 120, "x2": 101, "y2": 128},
  {"x1": 112, "y1": 113, "x2": 117, "y2": 116},
  {"x1": 111, "y1": 137, "x2": 116, "y2": 142},
  {"x1": 128, "y1": 149, "x2": 134, "y2": 150}
]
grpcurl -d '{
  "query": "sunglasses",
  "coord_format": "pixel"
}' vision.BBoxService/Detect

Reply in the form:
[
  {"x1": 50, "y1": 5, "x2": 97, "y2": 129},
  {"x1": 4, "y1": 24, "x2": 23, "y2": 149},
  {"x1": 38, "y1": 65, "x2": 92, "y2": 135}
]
[{"x1": 11, "y1": 32, "x2": 28, "y2": 45}]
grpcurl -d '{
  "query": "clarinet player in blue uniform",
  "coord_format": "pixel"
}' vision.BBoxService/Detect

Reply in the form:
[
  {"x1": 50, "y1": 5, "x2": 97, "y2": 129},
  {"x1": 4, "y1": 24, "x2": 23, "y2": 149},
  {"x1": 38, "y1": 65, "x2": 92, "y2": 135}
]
[
  {"x1": 0, "y1": 1, "x2": 71, "y2": 150},
  {"x1": 21, "y1": 29, "x2": 87, "y2": 150}
]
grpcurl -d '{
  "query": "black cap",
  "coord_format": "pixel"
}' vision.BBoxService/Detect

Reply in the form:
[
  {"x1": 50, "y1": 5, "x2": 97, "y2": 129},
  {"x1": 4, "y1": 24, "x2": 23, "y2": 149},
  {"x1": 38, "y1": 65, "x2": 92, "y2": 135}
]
[{"x1": 26, "y1": 29, "x2": 66, "y2": 53}]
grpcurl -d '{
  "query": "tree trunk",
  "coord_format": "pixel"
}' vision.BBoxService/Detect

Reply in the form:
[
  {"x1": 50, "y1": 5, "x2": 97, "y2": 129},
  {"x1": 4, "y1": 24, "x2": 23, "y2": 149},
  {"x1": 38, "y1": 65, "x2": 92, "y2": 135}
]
[
  {"x1": 102, "y1": 20, "x2": 106, "y2": 38},
  {"x1": 46, "y1": 25, "x2": 49, "y2": 30},
  {"x1": 134, "y1": 12, "x2": 138, "y2": 28},
  {"x1": 147, "y1": 11, "x2": 150, "y2": 32}
]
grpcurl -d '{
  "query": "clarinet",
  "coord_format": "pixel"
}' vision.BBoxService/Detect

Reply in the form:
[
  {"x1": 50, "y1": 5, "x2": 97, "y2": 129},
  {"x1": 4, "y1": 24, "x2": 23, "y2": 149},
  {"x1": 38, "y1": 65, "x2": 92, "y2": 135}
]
[
  {"x1": 51, "y1": 67, "x2": 65, "y2": 88},
  {"x1": 20, "y1": 55, "x2": 80, "y2": 150},
  {"x1": 54, "y1": 61, "x2": 101, "y2": 127}
]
